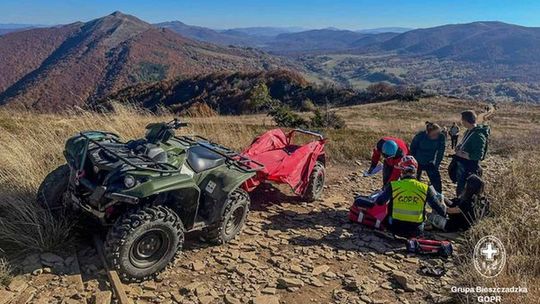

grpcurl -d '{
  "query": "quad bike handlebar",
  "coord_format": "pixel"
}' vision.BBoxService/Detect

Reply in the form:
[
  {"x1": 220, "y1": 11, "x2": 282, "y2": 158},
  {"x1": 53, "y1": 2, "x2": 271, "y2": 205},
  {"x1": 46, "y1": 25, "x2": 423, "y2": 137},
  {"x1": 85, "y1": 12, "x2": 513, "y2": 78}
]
[{"x1": 167, "y1": 118, "x2": 188, "y2": 129}]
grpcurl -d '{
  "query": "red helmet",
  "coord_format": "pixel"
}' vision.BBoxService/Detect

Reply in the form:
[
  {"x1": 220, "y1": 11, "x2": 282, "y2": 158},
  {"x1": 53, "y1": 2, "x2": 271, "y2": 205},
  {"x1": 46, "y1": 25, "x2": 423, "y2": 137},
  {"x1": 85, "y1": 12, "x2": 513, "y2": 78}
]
[{"x1": 398, "y1": 155, "x2": 418, "y2": 172}]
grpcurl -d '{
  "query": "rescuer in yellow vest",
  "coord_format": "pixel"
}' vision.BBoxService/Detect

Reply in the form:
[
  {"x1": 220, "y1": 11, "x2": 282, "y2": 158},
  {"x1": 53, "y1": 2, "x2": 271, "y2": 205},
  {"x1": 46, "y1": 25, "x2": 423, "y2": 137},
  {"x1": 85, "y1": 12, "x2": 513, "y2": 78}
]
[{"x1": 374, "y1": 155, "x2": 447, "y2": 237}]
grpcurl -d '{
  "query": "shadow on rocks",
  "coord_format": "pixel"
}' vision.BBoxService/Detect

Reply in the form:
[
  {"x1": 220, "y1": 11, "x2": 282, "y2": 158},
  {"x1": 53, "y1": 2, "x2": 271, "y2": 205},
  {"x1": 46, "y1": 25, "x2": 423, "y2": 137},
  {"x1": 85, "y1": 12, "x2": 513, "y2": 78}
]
[
  {"x1": 249, "y1": 183, "x2": 303, "y2": 212},
  {"x1": 261, "y1": 206, "x2": 406, "y2": 254}
]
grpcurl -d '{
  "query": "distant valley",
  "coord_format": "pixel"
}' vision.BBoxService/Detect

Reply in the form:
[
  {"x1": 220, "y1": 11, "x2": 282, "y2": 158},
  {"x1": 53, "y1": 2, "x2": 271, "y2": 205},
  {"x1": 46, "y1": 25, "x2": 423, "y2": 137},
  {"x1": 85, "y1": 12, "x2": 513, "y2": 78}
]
[{"x1": 1, "y1": 11, "x2": 540, "y2": 112}]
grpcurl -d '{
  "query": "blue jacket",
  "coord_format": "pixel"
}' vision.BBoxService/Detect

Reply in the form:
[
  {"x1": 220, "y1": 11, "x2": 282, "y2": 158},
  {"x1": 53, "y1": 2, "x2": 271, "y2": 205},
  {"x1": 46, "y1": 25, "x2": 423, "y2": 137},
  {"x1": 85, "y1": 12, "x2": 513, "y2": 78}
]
[{"x1": 410, "y1": 131, "x2": 446, "y2": 167}]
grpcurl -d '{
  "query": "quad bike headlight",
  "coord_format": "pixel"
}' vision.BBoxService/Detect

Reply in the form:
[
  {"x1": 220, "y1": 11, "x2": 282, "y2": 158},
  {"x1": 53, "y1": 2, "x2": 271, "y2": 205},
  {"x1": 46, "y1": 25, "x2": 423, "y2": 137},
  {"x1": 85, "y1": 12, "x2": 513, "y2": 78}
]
[{"x1": 123, "y1": 175, "x2": 137, "y2": 188}]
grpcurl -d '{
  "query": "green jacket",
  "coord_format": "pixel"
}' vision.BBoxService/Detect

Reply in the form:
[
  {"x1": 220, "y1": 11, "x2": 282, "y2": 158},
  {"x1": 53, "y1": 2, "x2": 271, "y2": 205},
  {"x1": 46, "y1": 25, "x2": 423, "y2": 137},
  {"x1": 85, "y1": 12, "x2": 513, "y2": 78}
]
[
  {"x1": 410, "y1": 131, "x2": 446, "y2": 166},
  {"x1": 459, "y1": 124, "x2": 490, "y2": 161}
]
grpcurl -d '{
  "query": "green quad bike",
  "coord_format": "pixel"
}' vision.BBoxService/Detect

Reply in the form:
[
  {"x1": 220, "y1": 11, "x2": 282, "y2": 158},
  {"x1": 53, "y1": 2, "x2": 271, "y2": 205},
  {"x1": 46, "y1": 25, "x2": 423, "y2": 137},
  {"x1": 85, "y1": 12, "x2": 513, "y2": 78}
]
[{"x1": 37, "y1": 119, "x2": 264, "y2": 282}]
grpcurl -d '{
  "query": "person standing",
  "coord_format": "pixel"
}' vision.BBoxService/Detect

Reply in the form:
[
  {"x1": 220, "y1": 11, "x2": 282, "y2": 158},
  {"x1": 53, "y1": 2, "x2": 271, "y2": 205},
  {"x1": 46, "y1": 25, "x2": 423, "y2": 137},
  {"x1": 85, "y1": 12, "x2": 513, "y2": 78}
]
[
  {"x1": 449, "y1": 122, "x2": 460, "y2": 149},
  {"x1": 441, "y1": 127, "x2": 448, "y2": 144},
  {"x1": 367, "y1": 137, "x2": 409, "y2": 186},
  {"x1": 410, "y1": 122, "x2": 446, "y2": 193},
  {"x1": 453, "y1": 110, "x2": 490, "y2": 196}
]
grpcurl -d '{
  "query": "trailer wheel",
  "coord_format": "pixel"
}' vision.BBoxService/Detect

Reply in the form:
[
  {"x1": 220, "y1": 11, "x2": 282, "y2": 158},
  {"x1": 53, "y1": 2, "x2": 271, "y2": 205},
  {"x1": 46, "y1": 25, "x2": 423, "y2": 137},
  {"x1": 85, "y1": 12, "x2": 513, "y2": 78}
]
[
  {"x1": 104, "y1": 205, "x2": 184, "y2": 282},
  {"x1": 302, "y1": 161, "x2": 325, "y2": 202},
  {"x1": 205, "y1": 188, "x2": 250, "y2": 244}
]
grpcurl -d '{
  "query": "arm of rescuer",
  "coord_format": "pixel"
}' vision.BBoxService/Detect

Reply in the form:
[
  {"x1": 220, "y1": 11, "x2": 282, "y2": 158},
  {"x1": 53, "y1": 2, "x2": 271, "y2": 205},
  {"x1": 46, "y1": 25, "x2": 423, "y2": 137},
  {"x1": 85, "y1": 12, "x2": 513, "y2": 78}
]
[
  {"x1": 425, "y1": 186, "x2": 447, "y2": 216},
  {"x1": 374, "y1": 183, "x2": 392, "y2": 206},
  {"x1": 368, "y1": 139, "x2": 385, "y2": 173},
  {"x1": 373, "y1": 184, "x2": 447, "y2": 217}
]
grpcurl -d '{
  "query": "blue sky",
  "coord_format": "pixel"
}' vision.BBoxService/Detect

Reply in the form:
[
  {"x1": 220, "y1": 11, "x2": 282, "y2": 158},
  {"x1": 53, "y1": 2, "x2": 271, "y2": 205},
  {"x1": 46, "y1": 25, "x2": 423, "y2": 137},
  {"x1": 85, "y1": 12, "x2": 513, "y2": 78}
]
[{"x1": 1, "y1": 0, "x2": 539, "y2": 29}]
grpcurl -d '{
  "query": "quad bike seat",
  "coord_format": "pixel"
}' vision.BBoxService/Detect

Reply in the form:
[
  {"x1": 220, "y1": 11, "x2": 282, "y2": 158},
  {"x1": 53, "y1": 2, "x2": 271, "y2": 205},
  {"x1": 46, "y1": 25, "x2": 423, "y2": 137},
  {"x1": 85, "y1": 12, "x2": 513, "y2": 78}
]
[{"x1": 187, "y1": 145, "x2": 225, "y2": 173}]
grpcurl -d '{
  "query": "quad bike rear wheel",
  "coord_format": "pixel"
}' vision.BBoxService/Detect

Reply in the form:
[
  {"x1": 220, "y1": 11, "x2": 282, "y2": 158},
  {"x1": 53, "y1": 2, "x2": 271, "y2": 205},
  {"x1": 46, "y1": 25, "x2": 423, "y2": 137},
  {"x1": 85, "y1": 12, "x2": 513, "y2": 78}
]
[
  {"x1": 37, "y1": 164, "x2": 70, "y2": 212},
  {"x1": 104, "y1": 205, "x2": 184, "y2": 282},
  {"x1": 302, "y1": 161, "x2": 325, "y2": 202},
  {"x1": 205, "y1": 188, "x2": 250, "y2": 244}
]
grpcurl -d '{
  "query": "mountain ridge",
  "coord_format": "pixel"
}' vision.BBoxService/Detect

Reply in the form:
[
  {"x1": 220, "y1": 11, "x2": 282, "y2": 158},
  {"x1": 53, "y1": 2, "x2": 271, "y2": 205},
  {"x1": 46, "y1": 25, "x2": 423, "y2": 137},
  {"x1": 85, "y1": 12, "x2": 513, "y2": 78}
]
[{"x1": 0, "y1": 12, "x2": 290, "y2": 111}]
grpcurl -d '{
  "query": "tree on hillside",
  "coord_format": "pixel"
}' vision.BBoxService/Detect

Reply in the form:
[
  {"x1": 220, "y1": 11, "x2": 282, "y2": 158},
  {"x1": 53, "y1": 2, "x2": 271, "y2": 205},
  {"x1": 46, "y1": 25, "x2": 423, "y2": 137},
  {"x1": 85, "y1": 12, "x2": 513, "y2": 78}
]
[
  {"x1": 267, "y1": 104, "x2": 308, "y2": 128},
  {"x1": 366, "y1": 82, "x2": 397, "y2": 99},
  {"x1": 309, "y1": 105, "x2": 346, "y2": 129},
  {"x1": 247, "y1": 83, "x2": 272, "y2": 112}
]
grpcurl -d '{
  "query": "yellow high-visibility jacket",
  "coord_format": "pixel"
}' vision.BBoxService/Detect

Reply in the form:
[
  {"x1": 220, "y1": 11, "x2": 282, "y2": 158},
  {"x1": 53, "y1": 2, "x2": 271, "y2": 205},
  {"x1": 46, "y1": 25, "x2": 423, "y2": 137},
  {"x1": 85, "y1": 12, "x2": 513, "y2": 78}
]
[{"x1": 390, "y1": 179, "x2": 429, "y2": 223}]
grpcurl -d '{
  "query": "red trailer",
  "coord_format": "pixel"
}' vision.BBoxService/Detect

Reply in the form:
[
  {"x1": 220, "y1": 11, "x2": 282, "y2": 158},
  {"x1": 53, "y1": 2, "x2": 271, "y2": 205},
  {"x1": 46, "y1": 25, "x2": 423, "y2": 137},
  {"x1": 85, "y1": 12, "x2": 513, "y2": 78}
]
[{"x1": 242, "y1": 128, "x2": 326, "y2": 201}]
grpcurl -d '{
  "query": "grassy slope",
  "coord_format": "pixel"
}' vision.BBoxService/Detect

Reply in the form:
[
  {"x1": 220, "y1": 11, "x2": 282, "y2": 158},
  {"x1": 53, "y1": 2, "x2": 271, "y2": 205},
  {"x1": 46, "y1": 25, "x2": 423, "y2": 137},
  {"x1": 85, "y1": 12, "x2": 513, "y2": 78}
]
[{"x1": 0, "y1": 98, "x2": 538, "y2": 301}]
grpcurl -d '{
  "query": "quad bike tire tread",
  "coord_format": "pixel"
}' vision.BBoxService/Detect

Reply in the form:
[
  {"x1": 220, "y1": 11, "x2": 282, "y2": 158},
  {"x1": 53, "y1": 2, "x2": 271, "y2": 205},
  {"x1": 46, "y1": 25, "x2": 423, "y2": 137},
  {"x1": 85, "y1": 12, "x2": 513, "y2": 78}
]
[
  {"x1": 37, "y1": 164, "x2": 70, "y2": 211},
  {"x1": 205, "y1": 188, "x2": 250, "y2": 244},
  {"x1": 104, "y1": 205, "x2": 184, "y2": 283},
  {"x1": 302, "y1": 161, "x2": 325, "y2": 202}
]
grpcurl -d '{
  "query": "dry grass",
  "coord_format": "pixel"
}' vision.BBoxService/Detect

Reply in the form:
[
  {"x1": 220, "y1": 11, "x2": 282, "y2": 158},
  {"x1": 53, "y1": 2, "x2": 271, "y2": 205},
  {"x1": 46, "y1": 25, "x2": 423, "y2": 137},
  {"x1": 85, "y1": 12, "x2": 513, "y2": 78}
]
[
  {"x1": 0, "y1": 257, "x2": 11, "y2": 285},
  {"x1": 455, "y1": 148, "x2": 540, "y2": 303},
  {"x1": 0, "y1": 98, "x2": 539, "y2": 302}
]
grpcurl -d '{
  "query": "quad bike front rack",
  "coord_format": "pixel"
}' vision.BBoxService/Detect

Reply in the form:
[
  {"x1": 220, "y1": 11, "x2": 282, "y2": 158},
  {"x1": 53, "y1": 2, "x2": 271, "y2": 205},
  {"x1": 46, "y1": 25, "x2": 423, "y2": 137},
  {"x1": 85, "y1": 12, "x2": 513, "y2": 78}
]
[{"x1": 78, "y1": 131, "x2": 181, "y2": 174}]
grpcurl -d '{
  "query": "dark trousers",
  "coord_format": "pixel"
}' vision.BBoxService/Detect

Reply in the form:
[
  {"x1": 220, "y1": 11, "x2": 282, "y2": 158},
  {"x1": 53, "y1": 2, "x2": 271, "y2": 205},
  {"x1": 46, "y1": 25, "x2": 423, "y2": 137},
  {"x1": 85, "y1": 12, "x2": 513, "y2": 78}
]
[
  {"x1": 387, "y1": 217, "x2": 424, "y2": 238},
  {"x1": 455, "y1": 159, "x2": 481, "y2": 197},
  {"x1": 450, "y1": 135, "x2": 459, "y2": 149},
  {"x1": 416, "y1": 163, "x2": 442, "y2": 193}
]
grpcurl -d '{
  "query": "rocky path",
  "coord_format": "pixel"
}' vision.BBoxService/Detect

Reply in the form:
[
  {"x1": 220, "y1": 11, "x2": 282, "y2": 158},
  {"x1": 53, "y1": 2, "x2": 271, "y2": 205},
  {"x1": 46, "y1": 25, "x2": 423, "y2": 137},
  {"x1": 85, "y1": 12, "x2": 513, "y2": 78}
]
[{"x1": 1, "y1": 131, "x2": 506, "y2": 304}]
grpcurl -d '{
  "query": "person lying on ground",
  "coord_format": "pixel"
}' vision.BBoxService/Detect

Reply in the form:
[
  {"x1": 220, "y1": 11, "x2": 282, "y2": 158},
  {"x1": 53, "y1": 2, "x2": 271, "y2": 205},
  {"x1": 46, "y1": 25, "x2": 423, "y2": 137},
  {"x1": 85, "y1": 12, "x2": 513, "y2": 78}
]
[
  {"x1": 410, "y1": 122, "x2": 446, "y2": 193},
  {"x1": 368, "y1": 137, "x2": 409, "y2": 186},
  {"x1": 371, "y1": 156, "x2": 447, "y2": 237},
  {"x1": 428, "y1": 174, "x2": 488, "y2": 232}
]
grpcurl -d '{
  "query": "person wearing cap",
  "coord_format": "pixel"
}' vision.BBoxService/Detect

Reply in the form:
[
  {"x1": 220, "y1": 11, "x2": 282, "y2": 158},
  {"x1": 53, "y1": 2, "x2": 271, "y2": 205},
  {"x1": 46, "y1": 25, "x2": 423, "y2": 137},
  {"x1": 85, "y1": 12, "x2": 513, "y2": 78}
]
[
  {"x1": 372, "y1": 155, "x2": 447, "y2": 237},
  {"x1": 367, "y1": 137, "x2": 409, "y2": 186}
]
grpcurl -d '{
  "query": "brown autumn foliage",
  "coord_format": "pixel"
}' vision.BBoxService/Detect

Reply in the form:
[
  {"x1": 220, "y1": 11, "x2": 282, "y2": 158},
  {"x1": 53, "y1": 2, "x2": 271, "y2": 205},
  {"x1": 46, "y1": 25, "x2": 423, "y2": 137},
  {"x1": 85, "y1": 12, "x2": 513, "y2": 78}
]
[{"x1": 0, "y1": 12, "x2": 288, "y2": 112}]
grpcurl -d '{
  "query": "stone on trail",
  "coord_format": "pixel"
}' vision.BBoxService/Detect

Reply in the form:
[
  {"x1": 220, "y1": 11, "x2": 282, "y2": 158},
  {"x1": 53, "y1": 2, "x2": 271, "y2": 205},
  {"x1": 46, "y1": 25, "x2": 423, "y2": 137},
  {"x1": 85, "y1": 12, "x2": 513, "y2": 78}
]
[
  {"x1": 181, "y1": 281, "x2": 203, "y2": 294},
  {"x1": 191, "y1": 260, "x2": 205, "y2": 271},
  {"x1": 289, "y1": 264, "x2": 303, "y2": 274},
  {"x1": 267, "y1": 230, "x2": 281, "y2": 237},
  {"x1": 7, "y1": 277, "x2": 28, "y2": 292},
  {"x1": 311, "y1": 265, "x2": 330, "y2": 276},
  {"x1": 251, "y1": 295, "x2": 280, "y2": 304},
  {"x1": 261, "y1": 287, "x2": 277, "y2": 295},
  {"x1": 224, "y1": 294, "x2": 242, "y2": 304},
  {"x1": 0, "y1": 289, "x2": 15, "y2": 304},
  {"x1": 383, "y1": 262, "x2": 398, "y2": 270},
  {"x1": 373, "y1": 263, "x2": 391, "y2": 272},
  {"x1": 277, "y1": 277, "x2": 304, "y2": 288},
  {"x1": 93, "y1": 291, "x2": 112, "y2": 304},
  {"x1": 392, "y1": 270, "x2": 415, "y2": 292},
  {"x1": 199, "y1": 295, "x2": 215, "y2": 304},
  {"x1": 12, "y1": 286, "x2": 36, "y2": 304},
  {"x1": 195, "y1": 284, "x2": 210, "y2": 296},
  {"x1": 309, "y1": 277, "x2": 324, "y2": 287},
  {"x1": 142, "y1": 280, "x2": 158, "y2": 291}
]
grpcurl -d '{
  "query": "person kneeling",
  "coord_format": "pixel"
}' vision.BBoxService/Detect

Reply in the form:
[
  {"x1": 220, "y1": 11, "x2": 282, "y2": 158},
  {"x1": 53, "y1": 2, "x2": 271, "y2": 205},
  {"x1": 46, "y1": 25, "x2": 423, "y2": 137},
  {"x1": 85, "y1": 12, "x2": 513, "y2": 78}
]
[{"x1": 373, "y1": 156, "x2": 447, "y2": 237}]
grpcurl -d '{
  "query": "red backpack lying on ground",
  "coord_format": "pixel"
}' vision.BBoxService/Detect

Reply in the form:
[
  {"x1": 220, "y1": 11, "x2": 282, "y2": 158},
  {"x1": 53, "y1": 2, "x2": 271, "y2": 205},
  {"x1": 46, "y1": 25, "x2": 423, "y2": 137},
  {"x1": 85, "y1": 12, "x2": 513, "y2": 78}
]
[
  {"x1": 348, "y1": 191, "x2": 387, "y2": 230},
  {"x1": 349, "y1": 191, "x2": 453, "y2": 257}
]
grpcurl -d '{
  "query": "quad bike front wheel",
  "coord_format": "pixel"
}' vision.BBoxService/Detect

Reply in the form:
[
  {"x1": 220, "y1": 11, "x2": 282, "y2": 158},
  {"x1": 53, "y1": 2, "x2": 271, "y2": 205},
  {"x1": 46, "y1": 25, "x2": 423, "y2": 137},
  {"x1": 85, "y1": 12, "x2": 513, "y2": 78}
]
[
  {"x1": 104, "y1": 205, "x2": 184, "y2": 282},
  {"x1": 205, "y1": 188, "x2": 250, "y2": 244},
  {"x1": 37, "y1": 164, "x2": 70, "y2": 213},
  {"x1": 302, "y1": 161, "x2": 325, "y2": 202}
]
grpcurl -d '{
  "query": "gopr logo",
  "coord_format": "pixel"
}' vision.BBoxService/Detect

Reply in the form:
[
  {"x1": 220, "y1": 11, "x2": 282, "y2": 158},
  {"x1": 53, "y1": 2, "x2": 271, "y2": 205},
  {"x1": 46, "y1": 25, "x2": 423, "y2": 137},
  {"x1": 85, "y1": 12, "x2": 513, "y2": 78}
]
[
  {"x1": 473, "y1": 235, "x2": 506, "y2": 278},
  {"x1": 397, "y1": 195, "x2": 420, "y2": 204}
]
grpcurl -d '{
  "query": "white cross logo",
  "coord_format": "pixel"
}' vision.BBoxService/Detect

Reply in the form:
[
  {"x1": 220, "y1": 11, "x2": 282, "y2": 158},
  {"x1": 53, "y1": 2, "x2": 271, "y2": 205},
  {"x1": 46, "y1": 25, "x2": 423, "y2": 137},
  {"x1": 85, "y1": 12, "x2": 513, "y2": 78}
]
[{"x1": 481, "y1": 242, "x2": 498, "y2": 261}]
